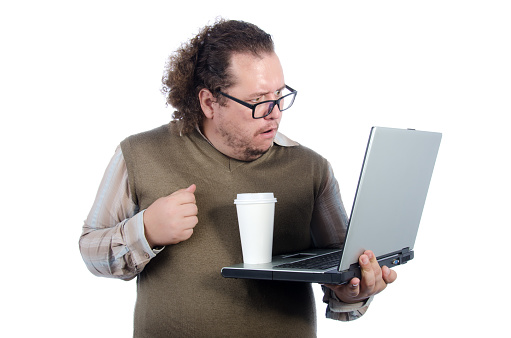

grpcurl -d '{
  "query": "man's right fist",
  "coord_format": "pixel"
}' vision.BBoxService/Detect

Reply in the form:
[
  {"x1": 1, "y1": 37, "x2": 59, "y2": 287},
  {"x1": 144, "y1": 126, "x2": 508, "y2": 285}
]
[{"x1": 143, "y1": 184, "x2": 198, "y2": 248}]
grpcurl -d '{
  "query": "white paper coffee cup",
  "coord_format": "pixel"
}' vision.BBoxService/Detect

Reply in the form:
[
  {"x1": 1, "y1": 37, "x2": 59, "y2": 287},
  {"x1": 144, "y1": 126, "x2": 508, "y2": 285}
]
[{"x1": 234, "y1": 193, "x2": 277, "y2": 264}]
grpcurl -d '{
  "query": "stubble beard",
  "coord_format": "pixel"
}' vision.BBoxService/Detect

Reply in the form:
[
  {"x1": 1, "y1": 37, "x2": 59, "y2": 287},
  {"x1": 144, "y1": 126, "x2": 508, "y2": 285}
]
[{"x1": 218, "y1": 124, "x2": 277, "y2": 162}]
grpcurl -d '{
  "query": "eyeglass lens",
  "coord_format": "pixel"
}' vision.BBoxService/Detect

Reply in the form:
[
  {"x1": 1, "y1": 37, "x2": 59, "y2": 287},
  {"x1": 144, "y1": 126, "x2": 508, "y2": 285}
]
[{"x1": 254, "y1": 93, "x2": 295, "y2": 118}]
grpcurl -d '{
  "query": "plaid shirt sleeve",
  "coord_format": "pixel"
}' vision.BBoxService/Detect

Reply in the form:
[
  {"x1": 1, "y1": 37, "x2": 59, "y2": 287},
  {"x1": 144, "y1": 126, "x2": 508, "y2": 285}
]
[
  {"x1": 79, "y1": 146, "x2": 161, "y2": 280},
  {"x1": 311, "y1": 161, "x2": 372, "y2": 321}
]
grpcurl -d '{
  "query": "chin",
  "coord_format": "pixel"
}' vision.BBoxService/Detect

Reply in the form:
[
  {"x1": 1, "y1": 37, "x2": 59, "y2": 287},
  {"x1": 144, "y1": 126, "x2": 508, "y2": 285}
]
[{"x1": 242, "y1": 145, "x2": 272, "y2": 161}]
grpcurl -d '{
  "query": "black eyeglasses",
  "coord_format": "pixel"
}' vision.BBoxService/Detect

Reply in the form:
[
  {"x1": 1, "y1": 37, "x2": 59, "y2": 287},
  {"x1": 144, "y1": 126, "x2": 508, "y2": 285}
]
[{"x1": 218, "y1": 85, "x2": 297, "y2": 119}]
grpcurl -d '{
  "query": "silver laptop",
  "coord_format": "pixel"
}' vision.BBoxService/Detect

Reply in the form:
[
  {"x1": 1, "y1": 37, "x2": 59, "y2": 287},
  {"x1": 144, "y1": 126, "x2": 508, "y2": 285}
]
[{"x1": 221, "y1": 127, "x2": 442, "y2": 284}]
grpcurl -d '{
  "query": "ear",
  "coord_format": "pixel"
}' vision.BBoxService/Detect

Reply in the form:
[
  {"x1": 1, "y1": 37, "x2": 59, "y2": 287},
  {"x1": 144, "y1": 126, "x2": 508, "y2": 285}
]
[{"x1": 199, "y1": 88, "x2": 217, "y2": 119}]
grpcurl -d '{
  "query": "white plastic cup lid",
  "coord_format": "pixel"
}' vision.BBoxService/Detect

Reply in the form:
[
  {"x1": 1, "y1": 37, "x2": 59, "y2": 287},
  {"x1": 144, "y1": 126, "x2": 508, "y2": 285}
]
[{"x1": 234, "y1": 193, "x2": 277, "y2": 204}]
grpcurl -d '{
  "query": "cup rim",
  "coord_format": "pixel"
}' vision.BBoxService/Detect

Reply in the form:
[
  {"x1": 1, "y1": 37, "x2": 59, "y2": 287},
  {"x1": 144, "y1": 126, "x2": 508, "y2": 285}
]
[
  {"x1": 234, "y1": 199, "x2": 277, "y2": 205},
  {"x1": 234, "y1": 193, "x2": 277, "y2": 204}
]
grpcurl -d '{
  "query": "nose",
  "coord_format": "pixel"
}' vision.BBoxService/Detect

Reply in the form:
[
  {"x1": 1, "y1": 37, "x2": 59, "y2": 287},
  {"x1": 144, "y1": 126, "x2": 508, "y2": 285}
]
[{"x1": 264, "y1": 103, "x2": 282, "y2": 120}]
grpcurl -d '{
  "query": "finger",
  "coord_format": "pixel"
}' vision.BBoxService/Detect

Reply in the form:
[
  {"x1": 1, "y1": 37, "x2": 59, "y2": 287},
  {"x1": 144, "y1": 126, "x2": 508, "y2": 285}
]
[
  {"x1": 382, "y1": 266, "x2": 398, "y2": 284},
  {"x1": 359, "y1": 254, "x2": 376, "y2": 290},
  {"x1": 365, "y1": 250, "x2": 382, "y2": 275},
  {"x1": 346, "y1": 278, "x2": 361, "y2": 298},
  {"x1": 182, "y1": 215, "x2": 199, "y2": 229},
  {"x1": 177, "y1": 228, "x2": 194, "y2": 242},
  {"x1": 180, "y1": 204, "x2": 198, "y2": 218},
  {"x1": 170, "y1": 189, "x2": 196, "y2": 204},
  {"x1": 185, "y1": 184, "x2": 196, "y2": 193}
]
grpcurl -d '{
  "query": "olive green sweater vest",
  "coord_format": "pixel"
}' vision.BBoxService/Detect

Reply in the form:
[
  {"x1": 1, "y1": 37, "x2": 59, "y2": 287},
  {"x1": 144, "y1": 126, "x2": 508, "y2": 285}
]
[{"x1": 121, "y1": 122, "x2": 331, "y2": 337}]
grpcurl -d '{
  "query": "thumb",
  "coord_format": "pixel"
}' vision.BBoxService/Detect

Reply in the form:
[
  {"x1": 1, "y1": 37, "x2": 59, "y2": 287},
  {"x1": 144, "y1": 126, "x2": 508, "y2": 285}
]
[
  {"x1": 185, "y1": 184, "x2": 196, "y2": 193},
  {"x1": 170, "y1": 184, "x2": 196, "y2": 196}
]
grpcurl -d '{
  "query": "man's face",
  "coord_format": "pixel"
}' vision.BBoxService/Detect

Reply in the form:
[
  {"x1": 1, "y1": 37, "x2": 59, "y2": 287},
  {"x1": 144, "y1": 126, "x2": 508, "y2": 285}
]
[{"x1": 202, "y1": 52, "x2": 285, "y2": 161}]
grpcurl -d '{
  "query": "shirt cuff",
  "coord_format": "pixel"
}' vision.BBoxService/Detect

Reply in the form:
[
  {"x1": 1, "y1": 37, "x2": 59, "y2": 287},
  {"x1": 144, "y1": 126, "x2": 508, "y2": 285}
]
[
  {"x1": 322, "y1": 286, "x2": 373, "y2": 321},
  {"x1": 124, "y1": 210, "x2": 164, "y2": 269}
]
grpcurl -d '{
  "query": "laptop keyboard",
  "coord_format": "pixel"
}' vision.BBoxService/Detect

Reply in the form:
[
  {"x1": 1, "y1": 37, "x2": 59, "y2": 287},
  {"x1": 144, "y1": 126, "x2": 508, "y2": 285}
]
[{"x1": 275, "y1": 251, "x2": 341, "y2": 270}]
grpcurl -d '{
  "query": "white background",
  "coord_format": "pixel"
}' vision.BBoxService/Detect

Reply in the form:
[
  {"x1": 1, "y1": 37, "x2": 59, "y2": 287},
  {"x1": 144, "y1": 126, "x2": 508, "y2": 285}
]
[{"x1": 1, "y1": 1, "x2": 509, "y2": 337}]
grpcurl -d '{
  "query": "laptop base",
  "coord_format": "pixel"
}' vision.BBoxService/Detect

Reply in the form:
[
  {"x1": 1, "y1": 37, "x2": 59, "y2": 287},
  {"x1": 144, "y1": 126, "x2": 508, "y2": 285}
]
[{"x1": 221, "y1": 247, "x2": 413, "y2": 285}]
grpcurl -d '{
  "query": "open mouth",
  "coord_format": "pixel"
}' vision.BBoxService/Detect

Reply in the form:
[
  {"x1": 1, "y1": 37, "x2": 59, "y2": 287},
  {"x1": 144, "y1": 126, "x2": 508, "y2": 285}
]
[
  {"x1": 260, "y1": 125, "x2": 277, "y2": 134},
  {"x1": 256, "y1": 125, "x2": 278, "y2": 138}
]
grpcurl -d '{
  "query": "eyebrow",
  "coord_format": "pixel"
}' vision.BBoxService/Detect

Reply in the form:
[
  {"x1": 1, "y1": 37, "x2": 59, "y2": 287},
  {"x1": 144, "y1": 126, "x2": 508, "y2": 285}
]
[{"x1": 249, "y1": 85, "x2": 286, "y2": 99}]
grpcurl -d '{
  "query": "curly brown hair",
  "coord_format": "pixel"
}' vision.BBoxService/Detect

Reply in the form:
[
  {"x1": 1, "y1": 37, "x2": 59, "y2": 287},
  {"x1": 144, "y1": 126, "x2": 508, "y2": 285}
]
[{"x1": 161, "y1": 19, "x2": 275, "y2": 134}]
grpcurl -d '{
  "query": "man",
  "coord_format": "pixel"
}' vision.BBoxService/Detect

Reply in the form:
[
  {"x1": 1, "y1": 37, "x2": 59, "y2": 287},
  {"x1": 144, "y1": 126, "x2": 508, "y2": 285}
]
[{"x1": 80, "y1": 19, "x2": 396, "y2": 337}]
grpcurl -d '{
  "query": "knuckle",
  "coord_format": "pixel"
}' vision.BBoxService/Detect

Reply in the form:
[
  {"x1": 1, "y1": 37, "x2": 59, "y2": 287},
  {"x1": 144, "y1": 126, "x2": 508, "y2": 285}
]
[
  {"x1": 366, "y1": 280, "x2": 376, "y2": 291},
  {"x1": 191, "y1": 204, "x2": 198, "y2": 214},
  {"x1": 182, "y1": 229, "x2": 194, "y2": 241},
  {"x1": 363, "y1": 275, "x2": 376, "y2": 290}
]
